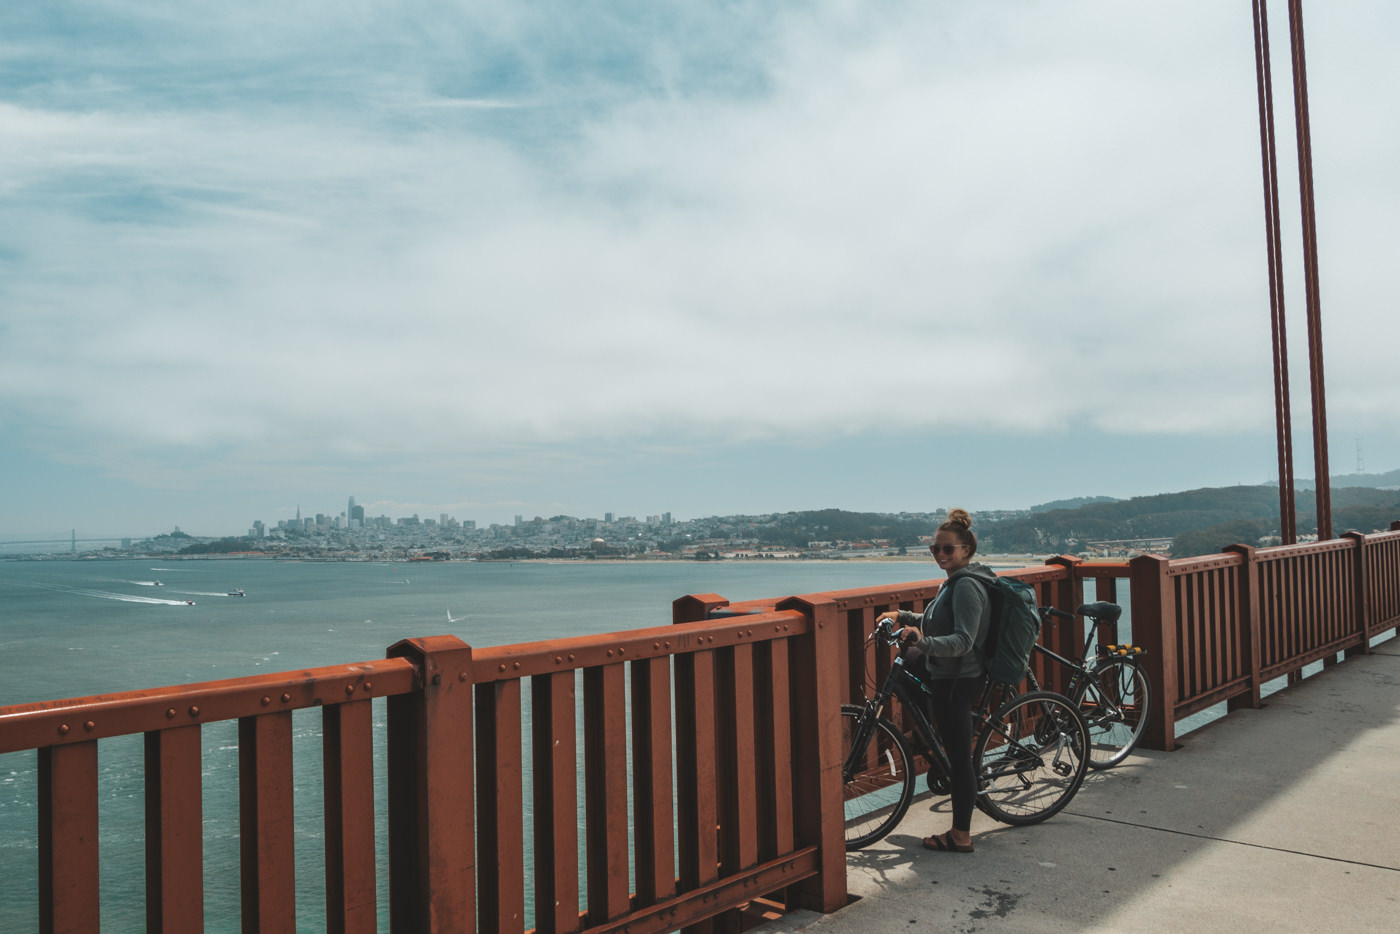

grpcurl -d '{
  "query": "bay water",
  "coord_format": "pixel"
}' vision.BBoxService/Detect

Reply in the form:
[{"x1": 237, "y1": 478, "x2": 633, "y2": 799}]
[{"x1": 2, "y1": 556, "x2": 985, "y2": 932}]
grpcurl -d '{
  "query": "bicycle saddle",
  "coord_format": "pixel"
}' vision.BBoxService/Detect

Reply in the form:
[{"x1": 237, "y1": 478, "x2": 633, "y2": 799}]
[{"x1": 1075, "y1": 602, "x2": 1122, "y2": 622}]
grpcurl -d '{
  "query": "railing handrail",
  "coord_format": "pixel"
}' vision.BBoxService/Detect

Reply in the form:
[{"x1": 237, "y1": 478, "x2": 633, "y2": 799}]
[
  {"x1": 470, "y1": 608, "x2": 811, "y2": 682},
  {"x1": 0, "y1": 656, "x2": 418, "y2": 755}
]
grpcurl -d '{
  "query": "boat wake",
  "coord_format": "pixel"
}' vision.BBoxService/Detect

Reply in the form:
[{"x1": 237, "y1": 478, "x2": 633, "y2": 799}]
[{"x1": 34, "y1": 583, "x2": 196, "y2": 606}]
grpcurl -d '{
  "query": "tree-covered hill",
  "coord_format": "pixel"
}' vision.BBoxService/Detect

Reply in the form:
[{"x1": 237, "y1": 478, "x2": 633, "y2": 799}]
[
  {"x1": 978, "y1": 485, "x2": 1400, "y2": 557},
  {"x1": 752, "y1": 509, "x2": 936, "y2": 549}
]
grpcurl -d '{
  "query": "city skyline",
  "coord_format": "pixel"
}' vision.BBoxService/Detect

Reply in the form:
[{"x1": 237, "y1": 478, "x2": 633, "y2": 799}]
[
  {"x1": 3, "y1": 3, "x2": 1398, "y2": 544},
  {"x1": 9, "y1": 455, "x2": 1395, "y2": 551}
]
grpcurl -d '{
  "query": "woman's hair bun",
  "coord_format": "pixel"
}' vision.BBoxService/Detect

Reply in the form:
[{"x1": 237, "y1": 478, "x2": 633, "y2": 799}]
[{"x1": 945, "y1": 508, "x2": 972, "y2": 530}]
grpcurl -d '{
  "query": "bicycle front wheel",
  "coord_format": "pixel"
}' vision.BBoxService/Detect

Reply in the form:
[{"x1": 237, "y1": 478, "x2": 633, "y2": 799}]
[
  {"x1": 974, "y1": 690, "x2": 1088, "y2": 826},
  {"x1": 1074, "y1": 657, "x2": 1151, "y2": 769},
  {"x1": 840, "y1": 704, "x2": 915, "y2": 850}
]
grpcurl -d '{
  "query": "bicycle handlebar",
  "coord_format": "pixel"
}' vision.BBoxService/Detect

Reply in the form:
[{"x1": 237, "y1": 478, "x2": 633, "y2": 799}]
[{"x1": 875, "y1": 616, "x2": 917, "y2": 647}]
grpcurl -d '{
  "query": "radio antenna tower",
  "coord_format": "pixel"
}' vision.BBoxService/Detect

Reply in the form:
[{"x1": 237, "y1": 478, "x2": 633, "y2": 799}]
[{"x1": 1355, "y1": 438, "x2": 1364, "y2": 474}]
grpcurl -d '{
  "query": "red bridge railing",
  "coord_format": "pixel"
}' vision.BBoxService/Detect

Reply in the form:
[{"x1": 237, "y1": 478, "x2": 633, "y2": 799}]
[
  {"x1": 1129, "y1": 522, "x2": 1400, "y2": 750},
  {"x1": 3, "y1": 526, "x2": 1396, "y2": 932},
  {"x1": 1, "y1": 610, "x2": 849, "y2": 933}
]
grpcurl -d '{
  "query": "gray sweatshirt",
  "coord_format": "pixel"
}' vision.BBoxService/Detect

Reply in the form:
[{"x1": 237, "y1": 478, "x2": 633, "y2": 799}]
[{"x1": 896, "y1": 562, "x2": 997, "y2": 679}]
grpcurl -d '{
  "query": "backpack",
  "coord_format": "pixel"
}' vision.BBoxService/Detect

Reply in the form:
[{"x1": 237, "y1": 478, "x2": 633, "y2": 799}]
[{"x1": 956, "y1": 575, "x2": 1041, "y2": 686}]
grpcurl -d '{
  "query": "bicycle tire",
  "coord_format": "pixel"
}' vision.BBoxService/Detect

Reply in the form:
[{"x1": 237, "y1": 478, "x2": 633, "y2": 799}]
[
  {"x1": 840, "y1": 704, "x2": 915, "y2": 850},
  {"x1": 973, "y1": 690, "x2": 1089, "y2": 826},
  {"x1": 1073, "y1": 657, "x2": 1151, "y2": 769}
]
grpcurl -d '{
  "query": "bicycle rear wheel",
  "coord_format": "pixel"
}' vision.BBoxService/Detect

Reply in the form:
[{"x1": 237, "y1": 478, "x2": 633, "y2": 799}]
[
  {"x1": 840, "y1": 704, "x2": 915, "y2": 850},
  {"x1": 974, "y1": 690, "x2": 1088, "y2": 826},
  {"x1": 1074, "y1": 657, "x2": 1150, "y2": 769}
]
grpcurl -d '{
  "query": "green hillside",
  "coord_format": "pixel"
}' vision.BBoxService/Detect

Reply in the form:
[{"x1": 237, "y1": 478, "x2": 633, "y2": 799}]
[{"x1": 981, "y1": 485, "x2": 1400, "y2": 557}]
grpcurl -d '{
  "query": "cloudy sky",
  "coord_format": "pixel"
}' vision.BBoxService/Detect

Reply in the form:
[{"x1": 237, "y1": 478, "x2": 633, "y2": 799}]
[{"x1": 2, "y1": 1, "x2": 1396, "y2": 542}]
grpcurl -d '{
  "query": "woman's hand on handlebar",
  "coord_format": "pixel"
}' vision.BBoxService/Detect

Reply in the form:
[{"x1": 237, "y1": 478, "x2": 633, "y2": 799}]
[{"x1": 875, "y1": 613, "x2": 919, "y2": 645}]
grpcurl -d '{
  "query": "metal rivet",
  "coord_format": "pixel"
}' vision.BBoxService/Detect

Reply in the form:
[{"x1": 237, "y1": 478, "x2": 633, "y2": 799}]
[
  {"x1": 499, "y1": 664, "x2": 507, "y2": 672},
  {"x1": 261, "y1": 696, "x2": 271, "y2": 706},
  {"x1": 432, "y1": 674, "x2": 442, "y2": 685},
  {"x1": 364, "y1": 681, "x2": 373, "y2": 691},
  {"x1": 166, "y1": 708, "x2": 177, "y2": 718},
  {"x1": 84, "y1": 721, "x2": 95, "y2": 731},
  {"x1": 58, "y1": 724, "x2": 70, "y2": 735},
  {"x1": 345, "y1": 684, "x2": 355, "y2": 695},
  {"x1": 188, "y1": 706, "x2": 200, "y2": 717},
  {"x1": 513, "y1": 662, "x2": 521, "y2": 670},
  {"x1": 281, "y1": 693, "x2": 291, "y2": 703}
]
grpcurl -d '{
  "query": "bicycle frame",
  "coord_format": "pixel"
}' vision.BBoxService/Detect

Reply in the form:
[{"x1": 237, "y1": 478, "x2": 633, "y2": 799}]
[
  {"x1": 1029, "y1": 607, "x2": 1143, "y2": 738},
  {"x1": 843, "y1": 639, "x2": 951, "y2": 786},
  {"x1": 1036, "y1": 613, "x2": 1120, "y2": 694},
  {"x1": 845, "y1": 622, "x2": 1007, "y2": 792}
]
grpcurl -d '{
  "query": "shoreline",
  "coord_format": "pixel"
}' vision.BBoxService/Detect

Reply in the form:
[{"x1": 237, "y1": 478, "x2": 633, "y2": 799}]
[{"x1": 3, "y1": 552, "x2": 1054, "y2": 568}]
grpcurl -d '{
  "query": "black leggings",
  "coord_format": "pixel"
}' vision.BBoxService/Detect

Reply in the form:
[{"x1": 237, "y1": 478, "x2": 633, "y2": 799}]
[{"x1": 928, "y1": 675, "x2": 986, "y2": 832}]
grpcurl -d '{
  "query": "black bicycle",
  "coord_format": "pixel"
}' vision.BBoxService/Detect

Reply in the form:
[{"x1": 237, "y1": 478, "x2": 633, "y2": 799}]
[
  {"x1": 841, "y1": 617, "x2": 1090, "y2": 850},
  {"x1": 1028, "y1": 602, "x2": 1151, "y2": 770}
]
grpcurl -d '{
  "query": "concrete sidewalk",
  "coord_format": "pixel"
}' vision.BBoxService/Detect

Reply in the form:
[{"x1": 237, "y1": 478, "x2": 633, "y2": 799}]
[{"x1": 754, "y1": 641, "x2": 1400, "y2": 933}]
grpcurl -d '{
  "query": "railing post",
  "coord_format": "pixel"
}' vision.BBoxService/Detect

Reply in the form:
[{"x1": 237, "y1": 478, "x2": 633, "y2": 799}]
[
  {"x1": 146, "y1": 725, "x2": 205, "y2": 934},
  {"x1": 323, "y1": 700, "x2": 378, "y2": 934},
  {"x1": 674, "y1": 593, "x2": 730, "y2": 623},
  {"x1": 240, "y1": 709, "x2": 296, "y2": 933},
  {"x1": 775, "y1": 595, "x2": 848, "y2": 915},
  {"x1": 1045, "y1": 555, "x2": 1085, "y2": 695},
  {"x1": 1343, "y1": 531, "x2": 1371, "y2": 658},
  {"x1": 39, "y1": 741, "x2": 100, "y2": 934},
  {"x1": 1223, "y1": 544, "x2": 1263, "y2": 710},
  {"x1": 1129, "y1": 554, "x2": 1177, "y2": 751},
  {"x1": 386, "y1": 636, "x2": 476, "y2": 934},
  {"x1": 673, "y1": 637, "x2": 718, "y2": 934}
]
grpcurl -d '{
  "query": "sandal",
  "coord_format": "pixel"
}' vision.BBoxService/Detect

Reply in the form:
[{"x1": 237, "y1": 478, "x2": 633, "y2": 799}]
[{"x1": 921, "y1": 831, "x2": 974, "y2": 853}]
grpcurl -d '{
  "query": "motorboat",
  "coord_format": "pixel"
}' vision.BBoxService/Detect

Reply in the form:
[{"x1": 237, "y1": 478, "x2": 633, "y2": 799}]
[{"x1": 228, "y1": 588, "x2": 245, "y2": 597}]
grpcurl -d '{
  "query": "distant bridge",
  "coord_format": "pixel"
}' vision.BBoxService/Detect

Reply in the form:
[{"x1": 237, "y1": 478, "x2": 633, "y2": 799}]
[
  {"x1": 0, "y1": 538, "x2": 130, "y2": 545},
  {"x1": 0, "y1": 535, "x2": 134, "y2": 551}
]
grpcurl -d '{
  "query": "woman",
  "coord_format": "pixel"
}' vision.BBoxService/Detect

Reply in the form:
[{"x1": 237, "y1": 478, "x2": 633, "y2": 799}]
[{"x1": 876, "y1": 508, "x2": 997, "y2": 853}]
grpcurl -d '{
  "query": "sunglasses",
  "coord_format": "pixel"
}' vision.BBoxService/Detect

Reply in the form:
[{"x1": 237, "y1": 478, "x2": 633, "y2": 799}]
[{"x1": 928, "y1": 543, "x2": 963, "y2": 556}]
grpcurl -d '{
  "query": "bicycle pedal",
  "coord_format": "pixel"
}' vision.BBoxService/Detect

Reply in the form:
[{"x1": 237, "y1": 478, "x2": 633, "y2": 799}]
[{"x1": 1053, "y1": 761, "x2": 1074, "y2": 776}]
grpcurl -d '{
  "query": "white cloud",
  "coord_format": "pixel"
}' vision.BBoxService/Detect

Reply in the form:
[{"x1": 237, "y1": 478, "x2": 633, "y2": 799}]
[{"x1": 1, "y1": 0, "x2": 1397, "y2": 521}]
